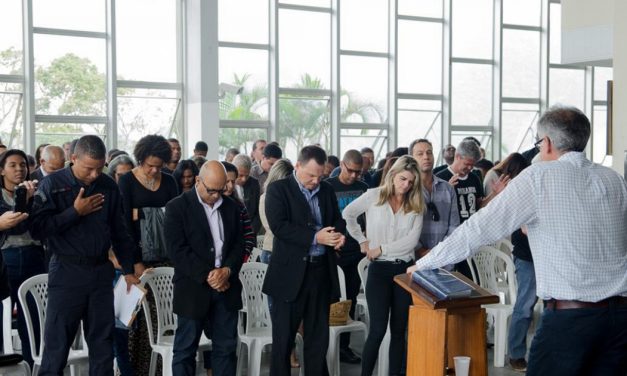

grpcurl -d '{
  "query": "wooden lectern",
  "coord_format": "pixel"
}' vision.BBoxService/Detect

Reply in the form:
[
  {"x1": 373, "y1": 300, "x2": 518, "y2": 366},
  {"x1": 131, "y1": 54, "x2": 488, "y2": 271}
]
[{"x1": 394, "y1": 273, "x2": 499, "y2": 376}]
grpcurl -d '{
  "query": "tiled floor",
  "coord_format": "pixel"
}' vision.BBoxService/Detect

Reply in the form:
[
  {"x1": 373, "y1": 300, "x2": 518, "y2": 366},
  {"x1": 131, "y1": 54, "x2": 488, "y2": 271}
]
[{"x1": 246, "y1": 332, "x2": 524, "y2": 376}]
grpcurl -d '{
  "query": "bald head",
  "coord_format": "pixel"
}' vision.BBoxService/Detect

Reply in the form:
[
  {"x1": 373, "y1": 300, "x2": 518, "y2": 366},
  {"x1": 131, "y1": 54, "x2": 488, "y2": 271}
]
[
  {"x1": 197, "y1": 160, "x2": 227, "y2": 206},
  {"x1": 41, "y1": 145, "x2": 66, "y2": 174}
]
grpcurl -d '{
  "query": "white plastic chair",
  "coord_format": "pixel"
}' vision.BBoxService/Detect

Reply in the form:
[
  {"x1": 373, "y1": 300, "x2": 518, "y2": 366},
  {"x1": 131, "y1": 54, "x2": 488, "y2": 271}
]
[
  {"x1": 468, "y1": 246, "x2": 517, "y2": 367},
  {"x1": 247, "y1": 247, "x2": 263, "y2": 263},
  {"x1": 236, "y1": 262, "x2": 303, "y2": 376},
  {"x1": 356, "y1": 258, "x2": 390, "y2": 376},
  {"x1": 355, "y1": 258, "x2": 369, "y2": 327},
  {"x1": 18, "y1": 274, "x2": 88, "y2": 376},
  {"x1": 326, "y1": 267, "x2": 368, "y2": 376},
  {"x1": 140, "y1": 267, "x2": 212, "y2": 376},
  {"x1": 1, "y1": 297, "x2": 30, "y2": 376},
  {"x1": 255, "y1": 235, "x2": 264, "y2": 250}
]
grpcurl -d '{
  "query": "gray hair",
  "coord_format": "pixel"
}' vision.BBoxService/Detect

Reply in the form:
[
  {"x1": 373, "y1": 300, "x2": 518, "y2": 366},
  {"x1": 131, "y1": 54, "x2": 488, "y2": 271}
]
[
  {"x1": 456, "y1": 139, "x2": 482, "y2": 162},
  {"x1": 537, "y1": 105, "x2": 590, "y2": 152},
  {"x1": 232, "y1": 154, "x2": 253, "y2": 171},
  {"x1": 41, "y1": 145, "x2": 65, "y2": 162},
  {"x1": 265, "y1": 159, "x2": 294, "y2": 191},
  {"x1": 108, "y1": 155, "x2": 135, "y2": 179}
]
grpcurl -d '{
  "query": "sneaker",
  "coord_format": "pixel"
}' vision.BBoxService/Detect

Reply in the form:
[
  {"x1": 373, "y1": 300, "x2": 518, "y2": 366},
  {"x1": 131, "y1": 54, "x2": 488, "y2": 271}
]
[{"x1": 509, "y1": 358, "x2": 527, "y2": 372}]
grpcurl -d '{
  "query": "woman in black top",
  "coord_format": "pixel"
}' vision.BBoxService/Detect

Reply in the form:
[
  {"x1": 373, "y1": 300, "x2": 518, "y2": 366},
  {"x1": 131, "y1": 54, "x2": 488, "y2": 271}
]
[
  {"x1": 119, "y1": 135, "x2": 178, "y2": 376},
  {"x1": 172, "y1": 159, "x2": 199, "y2": 193}
]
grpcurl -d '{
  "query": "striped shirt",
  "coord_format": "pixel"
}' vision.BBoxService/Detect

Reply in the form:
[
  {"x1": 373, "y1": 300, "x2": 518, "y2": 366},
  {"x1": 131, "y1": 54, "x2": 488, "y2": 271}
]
[
  {"x1": 418, "y1": 175, "x2": 460, "y2": 250},
  {"x1": 415, "y1": 152, "x2": 627, "y2": 302}
]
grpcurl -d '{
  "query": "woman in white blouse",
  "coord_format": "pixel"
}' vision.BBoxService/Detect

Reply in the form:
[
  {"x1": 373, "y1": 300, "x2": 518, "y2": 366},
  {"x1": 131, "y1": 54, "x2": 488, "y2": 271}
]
[{"x1": 343, "y1": 155, "x2": 424, "y2": 376}]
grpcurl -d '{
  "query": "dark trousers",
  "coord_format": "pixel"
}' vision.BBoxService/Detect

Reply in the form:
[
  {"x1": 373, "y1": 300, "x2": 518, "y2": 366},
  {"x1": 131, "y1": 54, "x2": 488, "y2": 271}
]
[
  {"x1": 361, "y1": 261, "x2": 412, "y2": 376},
  {"x1": 1, "y1": 245, "x2": 46, "y2": 366},
  {"x1": 527, "y1": 299, "x2": 627, "y2": 376},
  {"x1": 40, "y1": 259, "x2": 115, "y2": 376},
  {"x1": 270, "y1": 262, "x2": 331, "y2": 376},
  {"x1": 172, "y1": 292, "x2": 238, "y2": 376},
  {"x1": 338, "y1": 260, "x2": 362, "y2": 351}
]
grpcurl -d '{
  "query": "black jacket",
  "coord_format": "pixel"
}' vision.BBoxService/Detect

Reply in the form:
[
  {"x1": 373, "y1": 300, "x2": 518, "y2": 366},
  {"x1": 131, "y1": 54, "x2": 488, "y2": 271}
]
[
  {"x1": 262, "y1": 175, "x2": 344, "y2": 302},
  {"x1": 164, "y1": 189, "x2": 244, "y2": 320},
  {"x1": 242, "y1": 176, "x2": 261, "y2": 234}
]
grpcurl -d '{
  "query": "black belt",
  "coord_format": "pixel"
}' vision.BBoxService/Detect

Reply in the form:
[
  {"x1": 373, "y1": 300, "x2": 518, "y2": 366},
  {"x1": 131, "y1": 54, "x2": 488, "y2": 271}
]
[
  {"x1": 303, "y1": 255, "x2": 326, "y2": 264},
  {"x1": 544, "y1": 296, "x2": 627, "y2": 310},
  {"x1": 56, "y1": 254, "x2": 109, "y2": 266},
  {"x1": 373, "y1": 258, "x2": 413, "y2": 265}
]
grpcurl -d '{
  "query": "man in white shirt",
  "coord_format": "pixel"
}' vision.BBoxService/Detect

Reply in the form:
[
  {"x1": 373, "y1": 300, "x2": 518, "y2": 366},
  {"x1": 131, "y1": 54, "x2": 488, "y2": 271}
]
[{"x1": 408, "y1": 106, "x2": 627, "y2": 375}]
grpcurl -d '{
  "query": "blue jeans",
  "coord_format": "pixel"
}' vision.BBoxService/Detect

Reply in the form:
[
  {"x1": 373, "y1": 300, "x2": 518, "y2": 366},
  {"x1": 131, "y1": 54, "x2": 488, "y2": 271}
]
[
  {"x1": 507, "y1": 257, "x2": 537, "y2": 360},
  {"x1": 1, "y1": 245, "x2": 46, "y2": 366},
  {"x1": 172, "y1": 292, "x2": 238, "y2": 376}
]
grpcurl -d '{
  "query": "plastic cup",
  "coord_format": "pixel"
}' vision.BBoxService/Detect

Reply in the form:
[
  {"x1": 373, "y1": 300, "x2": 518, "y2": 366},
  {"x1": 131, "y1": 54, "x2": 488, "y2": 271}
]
[{"x1": 454, "y1": 356, "x2": 471, "y2": 376}]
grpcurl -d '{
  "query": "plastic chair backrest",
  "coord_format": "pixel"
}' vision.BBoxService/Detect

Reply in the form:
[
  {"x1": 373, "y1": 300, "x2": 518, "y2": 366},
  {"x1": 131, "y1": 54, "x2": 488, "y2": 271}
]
[
  {"x1": 248, "y1": 247, "x2": 263, "y2": 263},
  {"x1": 357, "y1": 257, "x2": 370, "y2": 293},
  {"x1": 17, "y1": 273, "x2": 48, "y2": 359},
  {"x1": 256, "y1": 235, "x2": 264, "y2": 249},
  {"x1": 471, "y1": 246, "x2": 517, "y2": 304},
  {"x1": 140, "y1": 267, "x2": 176, "y2": 346},
  {"x1": 239, "y1": 262, "x2": 271, "y2": 332}
]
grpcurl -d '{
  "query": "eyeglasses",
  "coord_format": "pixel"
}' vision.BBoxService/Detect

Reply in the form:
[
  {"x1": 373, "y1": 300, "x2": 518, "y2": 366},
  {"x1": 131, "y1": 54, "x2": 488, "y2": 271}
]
[
  {"x1": 534, "y1": 137, "x2": 544, "y2": 150},
  {"x1": 342, "y1": 162, "x2": 362, "y2": 175},
  {"x1": 426, "y1": 202, "x2": 440, "y2": 222},
  {"x1": 200, "y1": 180, "x2": 225, "y2": 196}
]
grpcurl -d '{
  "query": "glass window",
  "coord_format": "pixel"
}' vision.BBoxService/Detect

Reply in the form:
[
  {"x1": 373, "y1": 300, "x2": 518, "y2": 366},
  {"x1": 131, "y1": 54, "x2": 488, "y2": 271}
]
[
  {"x1": 33, "y1": 0, "x2": 105, "y2": 32},
  {"x1": 0, "y1": 0, "x2": 23, "y2": 75},
  {"x1": 116, "y1": 0, "x2": 177, "y2": 82},
  {"x1": 0, "y1": 87, "x2": 24, "y2": 149},
  {"x1": 549, "y1": 3, "x2": 561, "y2": 64},
  {"x1": 117, "y1": 88, "x2": 181, "y2": 153},
  {"x1": 340, "y1": 56, "x2": 387, "y2": 123},
  {"x1": 452, "y1": 0, "x2": 493, "y2": 59},
  {"x1": 592, "y1": 105, "x2": 608, "y2": 163},
  {"x1": 36, "y1": 122, "x2": 106, "y2": 146},
  {"x1": 398, "y1": 99, "x2": 442, "y2": 161},
  {"x1": 34, "y1": 34, "x2": 106, "y2": 116},
  {"x1": 451, "y1": 63, "x2": 492, "y2": 126},
  {"x1": 279, "y1": 0, "x2": 330, "y2": 7},
  {"x1": 594, "y1": 67, "x2": 613, "y2": 101},
  {"x1": 398, "y1": 20, "x2": 442, "y2": 95},
  {"x1": 219, "y1": 0, "x2": 269, "y2": 44},
  {"x1": 398, "y1": 0, "x2": 442, "y2": 18},
  {"x1": 279, "y1": 9, "x2": 330, "y2": 88},
  {"x1": 549, "y1": 68, "x2": 585, "y2": 109},
  {"x1": 219, "y1": 48, "x2": 269, "y2": 120},
  {"x1": 279, "y1": 95, "x2": 330, "y2": 160},
  {"x1": 219, "y1": 128, "x2": 268, "y2": 160},
  {"x1": 503, "y1": 0, "x2": 541, "y2": 27},
  {"x1": 501, "y1": 102, "x2": 539, "y2": 156},
  {"x1": 451, "y1": 130, "x2": 493, "y2": 161},
  {"x1": 341, "y1": 0, "x2": 388, "y2": 53},
  {"x1": 340, "y1": 128, "x2": 388, "y2": 164},
  {"x1": 502, "y1": 29, "x2": 540, "y2": 98}
]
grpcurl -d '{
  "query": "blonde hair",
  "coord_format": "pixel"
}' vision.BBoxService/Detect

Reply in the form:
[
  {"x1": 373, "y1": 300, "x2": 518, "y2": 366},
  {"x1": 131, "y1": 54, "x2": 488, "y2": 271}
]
[{"x1": 377, "y1": 155, "x2": 424, "y2": 214}]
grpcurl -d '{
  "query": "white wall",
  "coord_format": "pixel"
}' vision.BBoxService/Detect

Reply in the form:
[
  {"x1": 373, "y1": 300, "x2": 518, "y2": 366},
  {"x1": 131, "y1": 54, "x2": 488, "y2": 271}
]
[{"x1": 561, "y1": 0, "x2": 613, "y2": 66}]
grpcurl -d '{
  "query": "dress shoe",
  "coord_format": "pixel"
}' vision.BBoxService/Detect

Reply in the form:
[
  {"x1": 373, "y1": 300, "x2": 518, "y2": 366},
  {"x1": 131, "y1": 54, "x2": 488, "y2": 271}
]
[
  {"x1": 339, "y1": 348, "x2": 361, "y2": 364},
  {"x1": 509, "y1": 358, "x2": 527, "y2": 372}
]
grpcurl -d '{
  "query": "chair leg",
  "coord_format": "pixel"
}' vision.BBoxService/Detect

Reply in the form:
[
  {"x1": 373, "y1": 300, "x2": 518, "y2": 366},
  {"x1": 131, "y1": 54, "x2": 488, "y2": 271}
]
[
  {"x1": 248, "y1": 341, "x2": 262, "y2": 376},
  {"x1": 326, "y1": 333, "x2": 340, "y2": 376},
  {"x1": 161, "y1": 352, "x2": 173, "y2": 376},
  {"x1": 493, "y1": 312, "x2": 508, "y2": 367},
  {"x1": 295, "y1": 334, "x2": 305, "y2": 376},
  {"x1": 235, "y1": 342, "x2": 246, "y2": 376},
  {"x1": 148, "y1": 352, "x2": 158, "y2": 376}
]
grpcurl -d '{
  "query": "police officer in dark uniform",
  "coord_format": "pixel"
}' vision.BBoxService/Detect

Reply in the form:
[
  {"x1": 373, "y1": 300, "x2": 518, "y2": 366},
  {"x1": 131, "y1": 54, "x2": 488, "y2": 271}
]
[{"x1": 30, "y1": 135, "x2": 140, "y2": 375}]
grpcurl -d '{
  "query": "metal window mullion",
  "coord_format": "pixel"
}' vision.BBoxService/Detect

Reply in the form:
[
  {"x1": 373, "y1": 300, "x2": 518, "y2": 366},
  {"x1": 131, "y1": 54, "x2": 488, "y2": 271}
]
[
  {"x1": 339, "y1": 50, "x2": 388, "y2": 58},
  {"x1": 397, "y1": 93, "x2": 443, "y2": 101},
  {"x1": 277, "y1": 88, "x2": 331, "y2": 97},
  {"x1": 106, "y1": 0, "x2": 117, "y2": 149},
  {"x1": 0, "y1": 75, "x2": 23, "y2": 83},
  {"x1": 585, "y1": 66, "x2": 594, "y2": 158},
  {"x1": 32, "y1": 27, "x2": 107, "y2": 39},
  {"x1": 23, "y1": 0, "x2": 36, "y2": 152},
  {"x1": 35, "y1": 115, "x2": 108, "y2": 124},
  {"x1": 330, "y1": 0, "x2": 340, "y2": 156},
  {"x1": 450, "y1": 57, "x2": 494, "y2": 65},
  {"x1": 493, "y1": 0, "x2": 503, "y2": 161},
  {"x1": 277, "y1": 3, "x2": 330, "y2": 13},
  {"x1": 502, "y1": 97, "x2": 542, "y2": 104},
  {"x1": 450, "y1": 125, "x2": 493, "y2": 132},
  {"x1": 219, "y1": 120, "x2": 270, "y2": 128},
  {"x1": 397, "y1": 14, "x2": 443, "y2": 24},
  {"x1": 340, "y1": 122, "x2": 388, "y2": 130},
  {"x1": 502, "y1": 24, "x2": 542, "y2": 32},
  {"x1": 117, "y1": 80, "x2": 182, "y2": 90},
  {"x1": 388, "y1": 0, "x2": 397, "y2": 151},
  {"x1": 442, "y1": 0, "x2": 452, "y2": 153},
  {"x1": 175, "y1": 0, "x2": 184, "y2": 146},
  {"x1": 540, "y1": 0, "x2": 549, "y2": 112},
  {"x1": 218, "y1": 41, "x2": 270, "y2": 50},
  {"x1": 269, "y1": 0, "x2": 279, "y2": 142}
]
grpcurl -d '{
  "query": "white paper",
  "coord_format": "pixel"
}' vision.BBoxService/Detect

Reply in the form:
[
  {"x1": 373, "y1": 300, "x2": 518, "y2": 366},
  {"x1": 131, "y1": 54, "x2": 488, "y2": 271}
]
[{"x1": 114, "y1": 275, "x2": 146, "y2": 327}]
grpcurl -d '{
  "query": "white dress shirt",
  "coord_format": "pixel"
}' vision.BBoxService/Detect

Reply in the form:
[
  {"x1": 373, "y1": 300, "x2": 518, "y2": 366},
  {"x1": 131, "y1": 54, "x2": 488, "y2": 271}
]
[
  {"x1": 343, "y1": 187, "x2": 423, "y2": 262},
  {"x1": 196, "y1": 189, "x2": 224, "y2": 267},
  {"x1": 415, "y1": 152, "x2": 627, "y2": 302}
]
